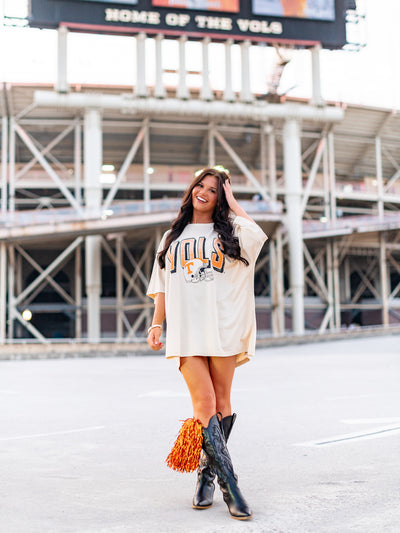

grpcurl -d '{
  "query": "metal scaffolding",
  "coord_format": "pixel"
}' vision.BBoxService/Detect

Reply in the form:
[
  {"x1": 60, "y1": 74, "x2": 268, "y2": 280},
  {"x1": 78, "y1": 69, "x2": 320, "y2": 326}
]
[{"x1": 1, "y1": 34, "x2": 400, "y2": 344}]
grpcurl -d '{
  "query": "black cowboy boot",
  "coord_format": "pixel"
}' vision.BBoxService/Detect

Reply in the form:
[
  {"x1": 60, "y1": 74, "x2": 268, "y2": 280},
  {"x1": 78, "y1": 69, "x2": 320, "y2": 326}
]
[
  {"x1": 192, "y1": 414, "x2": 237, "y2": 510},
  {"x1": 202, "y1": 414, "x2": 252, "y2": 520}
]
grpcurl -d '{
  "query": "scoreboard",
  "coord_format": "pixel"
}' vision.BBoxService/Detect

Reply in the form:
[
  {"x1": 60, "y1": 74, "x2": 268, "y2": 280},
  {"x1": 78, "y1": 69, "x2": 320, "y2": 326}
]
[{"x1": 29, "y1": 0, "x2": 349, "y2": 49}]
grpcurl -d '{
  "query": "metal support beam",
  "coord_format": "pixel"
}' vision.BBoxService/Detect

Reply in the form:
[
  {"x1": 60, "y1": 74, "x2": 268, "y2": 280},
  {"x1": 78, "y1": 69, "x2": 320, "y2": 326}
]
[
  {"x1": 14, "y1": 122, "x2": 82, "y2": 214},
  {"x1": 15, "y1": 237, "x2": 83, "y2": 306},
  {"x1": 56, "y1": 25, "x2": 69, "y2": 93},
  {"x1": 213, "y1": 129, "x2": 269, "y2": 200},
  {"x1": 15, "y1": 122, "x2": 75, "y2": 181},
  {"x1": 134, "y1": 33, "x2": 148, "y2": 98},
  {"x1": 103, "y1": 123, "x2": 146, "y2": 210},
  {"x1": 301, "y1": 135, "x2": 326, "y2": 214},
  {"x1": 103, "y1": 122, "x2": 147, "y2": 210},
  {"x1": 283, "y1": 118, "x2": 304, "y2": 334},
  {"x1": 15, "y1": 245, "x2": 75, "y2": 305}
]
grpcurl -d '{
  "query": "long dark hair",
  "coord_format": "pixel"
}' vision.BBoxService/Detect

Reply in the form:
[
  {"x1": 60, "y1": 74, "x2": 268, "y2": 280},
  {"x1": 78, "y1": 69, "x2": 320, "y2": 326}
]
[{"x1": 158, "y1": 167, "x2": 249, "y2": 268}]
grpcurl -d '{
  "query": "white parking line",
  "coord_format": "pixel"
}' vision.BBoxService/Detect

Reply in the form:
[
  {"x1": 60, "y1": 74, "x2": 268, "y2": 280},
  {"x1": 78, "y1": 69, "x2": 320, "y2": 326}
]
[
  {"x1": 295, "y1": 424, "x2": 400, "y2": 447},
  {"x1": 341, "y1": 417, "x2": 400, "y2": 425},
  {"x1": 0, "y1": 426, "x2": 106, "y2": 442}
]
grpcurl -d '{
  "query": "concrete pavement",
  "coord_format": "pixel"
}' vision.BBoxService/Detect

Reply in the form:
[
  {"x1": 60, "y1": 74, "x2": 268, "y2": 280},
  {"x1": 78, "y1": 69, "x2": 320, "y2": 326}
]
[{"x1": 0, "y1": 335, "x2": 399, "y2": 532}]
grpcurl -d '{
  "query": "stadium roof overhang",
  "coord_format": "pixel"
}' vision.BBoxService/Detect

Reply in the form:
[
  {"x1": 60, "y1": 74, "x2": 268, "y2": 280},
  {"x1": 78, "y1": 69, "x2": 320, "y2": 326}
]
[{"x1": 2, "y1": 82, "x2": 400, "y2": 184}]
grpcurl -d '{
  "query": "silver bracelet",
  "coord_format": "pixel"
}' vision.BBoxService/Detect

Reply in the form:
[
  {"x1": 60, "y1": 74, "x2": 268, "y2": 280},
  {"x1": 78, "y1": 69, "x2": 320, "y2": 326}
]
[{"x1": 147, "y1": 324, "x2": 163, "y2": 334}]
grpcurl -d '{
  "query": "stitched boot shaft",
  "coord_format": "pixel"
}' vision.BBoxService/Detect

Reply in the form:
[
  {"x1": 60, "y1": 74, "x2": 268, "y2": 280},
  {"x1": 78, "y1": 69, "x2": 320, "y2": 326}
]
[
  {"x1": 192, "y1": 414, "x2": 236, "y2": 509},
  {"x1": 201, "y1": 414, "x2": 252, "y2": 520}
]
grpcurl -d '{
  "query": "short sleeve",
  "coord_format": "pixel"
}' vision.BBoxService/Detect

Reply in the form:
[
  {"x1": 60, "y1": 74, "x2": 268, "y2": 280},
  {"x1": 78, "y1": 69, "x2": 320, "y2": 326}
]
[
  {"x1": 233, "y1": 216, "x2": 268, "y2": 264},
  {"x1": 146, "y1": 231, "x2": 169, "y2": 300}
]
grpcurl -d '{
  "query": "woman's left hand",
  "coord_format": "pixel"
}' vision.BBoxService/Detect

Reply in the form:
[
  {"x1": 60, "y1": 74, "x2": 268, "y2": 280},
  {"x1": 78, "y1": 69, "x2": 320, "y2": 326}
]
[{"x1": 222, "y1": 178, "x2": 254, "y2": 222}]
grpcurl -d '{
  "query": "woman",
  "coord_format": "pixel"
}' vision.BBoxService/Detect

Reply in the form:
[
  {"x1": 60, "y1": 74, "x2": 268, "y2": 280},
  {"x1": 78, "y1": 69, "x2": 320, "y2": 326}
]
[{"x1": 146, "y1": 167, "x2": 267, "y2": 521}]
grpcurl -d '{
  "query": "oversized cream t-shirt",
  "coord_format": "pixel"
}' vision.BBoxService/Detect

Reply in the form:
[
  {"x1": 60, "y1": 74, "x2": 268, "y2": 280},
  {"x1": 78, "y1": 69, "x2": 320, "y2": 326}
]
[{"x1": 147, "y1": 216, "x2": 267, "y2": 367}]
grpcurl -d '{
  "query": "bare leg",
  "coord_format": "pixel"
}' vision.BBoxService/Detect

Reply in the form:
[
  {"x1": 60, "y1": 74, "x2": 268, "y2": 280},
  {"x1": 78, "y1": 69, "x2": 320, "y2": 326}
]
[
  {"x1": 180, "y1": 355, "x2": 236, "y2": 424},
  {"x1": 209, "y1": 355, "x2": 236, "y2": 418},
  {"x1": 180, "y1": 356, "x2": 216, "y2": 426}
]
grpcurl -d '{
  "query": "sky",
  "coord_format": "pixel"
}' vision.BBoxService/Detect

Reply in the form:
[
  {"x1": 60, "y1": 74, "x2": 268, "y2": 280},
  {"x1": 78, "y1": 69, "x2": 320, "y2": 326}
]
[{"x1": 0, "y1": 0, "x2": 397, "y2": 110}]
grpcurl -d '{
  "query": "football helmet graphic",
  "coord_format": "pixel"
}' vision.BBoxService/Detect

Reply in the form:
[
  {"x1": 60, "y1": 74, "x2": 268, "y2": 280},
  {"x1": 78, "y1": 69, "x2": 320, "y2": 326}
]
[{"x1": 183, "y1": 258, "x2": 214, "y2": 283}]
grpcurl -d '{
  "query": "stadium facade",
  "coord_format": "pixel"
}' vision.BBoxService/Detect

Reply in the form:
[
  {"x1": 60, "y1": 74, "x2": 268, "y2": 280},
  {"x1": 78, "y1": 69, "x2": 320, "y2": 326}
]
[{"x1": 1, "y1": 24, "x2": 400, "y2": 344}]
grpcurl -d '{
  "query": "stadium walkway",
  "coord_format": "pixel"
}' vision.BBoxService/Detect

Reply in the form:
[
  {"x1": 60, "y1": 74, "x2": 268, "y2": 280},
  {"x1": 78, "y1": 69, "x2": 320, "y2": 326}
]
[{"x1": 1, "y1": 336, "x2": 399, "y2": 533}]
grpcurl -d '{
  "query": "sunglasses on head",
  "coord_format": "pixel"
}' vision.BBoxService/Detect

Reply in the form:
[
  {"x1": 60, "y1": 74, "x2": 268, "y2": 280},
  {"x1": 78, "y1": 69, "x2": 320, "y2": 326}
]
[{"x1": 194, "y1": 165, "x2": 231, "y2": 182}]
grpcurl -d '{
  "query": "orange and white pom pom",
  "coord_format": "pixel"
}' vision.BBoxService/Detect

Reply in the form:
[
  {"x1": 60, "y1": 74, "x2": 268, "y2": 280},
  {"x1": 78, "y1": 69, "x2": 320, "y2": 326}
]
[{"x1": 166, "y1": 417, "x2": 203, "y2": 473}]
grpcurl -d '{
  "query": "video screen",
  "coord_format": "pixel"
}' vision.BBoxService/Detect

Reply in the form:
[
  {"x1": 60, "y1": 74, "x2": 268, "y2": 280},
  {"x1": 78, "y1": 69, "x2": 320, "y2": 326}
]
[
  {"x1": 252, "y1": 0, "x2": 335, "y2": 21},
  {"x1": 152, "y1": 0, "x2": 239, "y2": 13},
  {"x1": 80, "y1": 0, "x2": 138, "y2": 4}
]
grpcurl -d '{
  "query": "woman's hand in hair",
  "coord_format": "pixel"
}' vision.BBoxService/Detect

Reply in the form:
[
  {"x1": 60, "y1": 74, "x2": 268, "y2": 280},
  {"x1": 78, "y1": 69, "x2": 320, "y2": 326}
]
[
  {"x1": 222, "y1": 180, "x2": 254, "y2": 222},
  {"x1": 222, "y1": 179, "x2": 236, "y2": 210}
]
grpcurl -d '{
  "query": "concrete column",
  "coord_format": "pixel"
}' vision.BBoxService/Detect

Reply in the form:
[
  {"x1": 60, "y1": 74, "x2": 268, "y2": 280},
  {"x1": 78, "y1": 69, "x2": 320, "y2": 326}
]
[
  {"x1": 326, "y1": 241, "x2": 334, "y2": 331},
  {"x1": 154, "y1": 34, "x2": 166, "y2": 98},
  {"x1": 143, "y1": 118, "x2": 150, "y2": 212},
  {"x1": 328, "y1": 132, "x2": 337, "y2": 223},
  {"x1": 116, "y1": 235, "x2": 123, "y2": 340},
  {"x1": 0, "y1": 242, "x2": 6, "y2": 343},
  {"x1": 375, "y1": 136, "x2": 384, "y2": 220},
  {"x1": 259, "y1": 124, "x2": 267, "y2": 188},
  {"x1": 177, "y1": 36, "x2": 189, "y2": 99},
  {"x1": 223, "y1": 39, "x2": 235, "y2": 102},
  {"x1": 379, "y1": 232, "x2": 389, "y2": 327},
  {"x1": 267, "y1": 127, "x2": 277, "y2": 199},
  {"x1": 332, "y1": 240, "x2": 341, "y2": 329},
  {"x1": 1, "y1": 116, "x2": 7, "y2": 217},
  {"x1": 56, "y1": 26, "x2": 69, "y2": 93},
  {"x1": 283, "y1": 118, "x2": 304, "y2": 334},
  {"x1": 134, "y1": 33, "x2": 148, "y2": 97},
  {"x1": 310, "y1": 44, "x2": 324, "y2": 107},
  {"x1": 7, "y1": 245, "x2": 15, "y2": 340},
  {"x1": 84, "y1": 108, "x2": 102, "y2": 341},
  {"x1": 240, "y1": 40, "x2": 253, "y2": 103},
  {"x1": 9, "y1": 118, "x2": 15, "y2": 217},
  {"x1": 75, "y1": 244, "x2": 82, "y2": 339},
  {"x1": 74, "y1": 121, "x2": 82, "y2": 206},
  {"x1": 200, "y1": 37, "x2": 213, "y2": 101}
]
